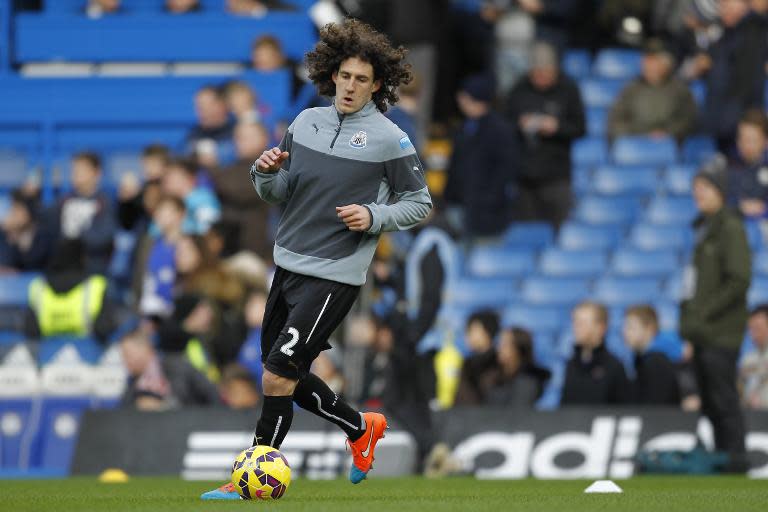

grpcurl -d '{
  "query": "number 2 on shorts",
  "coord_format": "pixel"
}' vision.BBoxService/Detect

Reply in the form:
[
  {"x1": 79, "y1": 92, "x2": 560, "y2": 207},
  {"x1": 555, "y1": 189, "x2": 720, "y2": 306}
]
[{"x1": 280, "y1": 327, "x2": 300, "y2": 357}]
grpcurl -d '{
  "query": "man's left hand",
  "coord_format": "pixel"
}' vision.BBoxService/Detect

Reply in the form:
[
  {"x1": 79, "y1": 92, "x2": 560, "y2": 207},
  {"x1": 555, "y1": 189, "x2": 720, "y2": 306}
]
[{"x1": 336, "y1": 204, "x2": 372, "y2": 232}]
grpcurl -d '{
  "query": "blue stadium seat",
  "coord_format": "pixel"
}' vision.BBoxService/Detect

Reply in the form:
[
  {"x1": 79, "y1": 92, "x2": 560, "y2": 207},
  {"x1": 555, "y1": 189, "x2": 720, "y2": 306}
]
[
  {"x1": 749, "y1": 277, "x2": 768, "y2": 306},
  {"x1": 593, "y1": 276, "x2": 661, "y2": 306},
  {"x1": 572, "y1": 166, "x2": 592, "y2": 195},
  {"x1": 0, "y1": 194, "x2": 10, "y2": 221},
  {"x1": 593, "y1": 48, "x2": 642, "y2": 79},
  {"x1": 501, "y1": 304, "x2": 568, "y2": 334},
  {"x1": 521, "y1": 277, "x2": 590, "y2": 306},
  {"x1": 682, "y1": 136, "x2": 717, "y2": 165},
  {"x1": 104, "y1": 152, "x2": 143, "y2": 188},
  {"x1": 562, "y1": 49, "x2": 592, "y2": 79},
  {"x1": 466, "y1": 247, "x2": 537, "y2": 279},
  {"x1": 605, "y1": 330, "x2": 634, "y2": 373},
  {"x1": 655, "y1": 300, "x2": 680, "y2": 332},
  {"x1": 539, "y1": 248, "x2": 607, "y2": 278},
  {"x1": 0, "y1": 150, "x2": 28, "y2": 191},
  {"x1": 586, "y1": 107, "x2": 607, "y2": 136},
  {"x1": 38, "y1": 338, "x2": 104, "y2": 366},
  {"x1": 444, "y1": 278, "x2": 516, "y2": 309},
  {"x1": 557, "y1": 222, "x2": 624, "y2": 250},
  {"x1": 502, "y1": 222, "x2": 554, "y2": 249},
  {"x1": 34, "y1": 397, "x2": 90, "y2": 474},
  {"x1": 663, "y1": 271, "x2": 685, "y2": 302},
  {"x1": 745, "y1": 219, "x2": 764, "y2": 250},
  {"x1": 55, "y1": 126, "x2": 188, "y2": 153},
  {"x1": 573, "y1": 195, "x2": 642, "y2": 225},
  {"x1": 579, "y1": 78, "x2": 625, "y2": 108},
  {"x1": 572, "y1": 137, "x2": 608, "y2": 167},
  {"x1": 591, "y1": 165, "x2": 658, "y2": 195},
  {"x1": 628, "y1": 223, "x2": 692, "y2": 251},
  {"x1": 643, "y1": 197, "x2": 698, "y2": 225},
  {"x1": 0, "y1": 273, "x2": 38, "y2": 307},
  {"x1": 664, "y1": 164, "x2": 696, "y2": 195},
  {"x1": 689, "y1": 80, "x2": 706, "y2": 105},
  {"x1": 530, "y1": 332, "x2": 558, "y2": 370},
  {"x1": 754, "y1": 250, "x2": 768, "y2": 277},
  {"x1": 0, "y1": 399, "x2": 36, "y2": 470},
  {"x1": 610, "y1": 247, "x2": 679, "y2": 278},
  {"x1": 612, "y1": 136, "x2": 678, "y2": 166}
]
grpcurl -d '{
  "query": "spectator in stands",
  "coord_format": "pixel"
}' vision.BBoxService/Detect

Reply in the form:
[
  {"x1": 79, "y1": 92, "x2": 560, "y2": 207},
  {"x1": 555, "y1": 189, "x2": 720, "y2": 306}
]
[
  {"x1": 607, "y1": 39, "x2": 698, "y2": 144},
  {"x1": 162, "y1": 159, "x2": 221, "y2": 235},
  {"x1": 486, "y1": 327, "x2": 551, "y2": 407},
  {"x1": 561, "y1": 301, "x2": 630, "y2": 405},
  {"x1": 740, "y1": 305, "x2": 768, "y2": 409},
  {"x1": 0, "y1": 190, "x2": 54, "y2": 273},
  {"x1": 118, "y1": 144, "x2": 170, "y2": 233},
  {"x1": 237, "y1": 286, "x2": 268, "y2": 385},
  {"x1": 210, "y1": 122, "x2": 273, "y2": 261},
  {"x1": 385, "y1": 74, "x2": 424, "y2": 157},
  {"x1": 223, "y1": 81, "x2": 263, "y2": 124},
  {"x1": 165, "y1": 0, "x2": 200, "y2": 13},
  {"x1": 120, "y1": 330, "x2": 221, "y2": 410},
  {"x1": 504, "y1": 41, "x2": 585, "y2": 229},
  {"x1": 85, "y1": 0, "x2": 120, "y2": 18},
  {"x1": 596, "y1": 0, "x2": 653, "y2": 47},
  {"x1": 204, "y1": 220, "x2": 239, "y2": 262},
  {"x1": 444, "y1": 74, "x2": 518, "y2": 241},
  {"x1": 56, "y1": 151, "x2": 116, "y2": 274},
  {"x1": 220, "y1": 363, "x2": 261, "y2": 409},
  {"x1": 312, "y1": 350, "x2": 345, "y2": 396},
  {"x1": 227, "y1": 0, "x2": 294, "y2": 16},
  {"x1": 690, "y1": 0, "x2": 768, "y2": 151},
  {"x1": 250, "y1": 35, "x2": 306, "y2": 101},
  {"x1": 454, "y1": 309, "x2": 501, "y2": 405},
  {"x1": 186, "y1": 86, "x2": 236, "y2": 169},
  {"x1": 25, "y1": 238, "x2": 118, "y2": 343},
  {"x1": 727, "y1": 109, "x2": 768, "y2": 219},
  {"x1": 681, "y1": 158, "x2": 752, "y2": 472},
  {"x1": 139, "y1": 196, "x2": 186, "y2": 320},
  {"x1": 622, "y1": 305, "x2": 682, "y2": 405}
]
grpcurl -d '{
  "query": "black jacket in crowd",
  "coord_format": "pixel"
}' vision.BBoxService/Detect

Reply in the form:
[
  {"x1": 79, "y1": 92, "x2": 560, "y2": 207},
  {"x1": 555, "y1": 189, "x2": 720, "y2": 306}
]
[
  {"x1": 561, "y1": 343, "x2": 630, "y2": 405},
  {"x1": 504, "y1": 74, "x2": 586, "y2": 184},
  {"x1": 443, "y1": 111, "x2": 518, "y2": 237},
  {"x1": 632, "y1": 350, "x2": 681, "y2": 406}
]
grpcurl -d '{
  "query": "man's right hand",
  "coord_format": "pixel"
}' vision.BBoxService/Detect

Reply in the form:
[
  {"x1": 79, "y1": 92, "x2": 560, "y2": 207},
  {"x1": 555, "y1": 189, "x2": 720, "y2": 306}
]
[{"x1": 256, "y1": 147, "x2": 290, "y2": 173}]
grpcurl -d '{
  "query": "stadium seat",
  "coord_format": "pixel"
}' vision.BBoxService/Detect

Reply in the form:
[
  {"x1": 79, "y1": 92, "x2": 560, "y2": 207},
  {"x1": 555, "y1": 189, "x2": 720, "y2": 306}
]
[
  {"x1": 610, "y1": 247, "x2": 679, "y2": 278},
  {"x1": 628, "y1": 223, "x2": 692, "y2": 251},
  {"x1": 572, "y1": 137, "x2": 609, "y2": 167},
  {"x1": 557, "y1": 222, "x2": 624, "y2": 250},
  {"x1": 605, "y1": 330, "x2": 634, "y2": 373},
  {"x1": 664, "y1": 164, "x2": 696, "y2": 195},
  {"x1": 745, "y1": 219, "x2": 765, "y2": 250},
  {"x1": 643, "y1": 197, "x2": 698, "y2": 225},
  {"x1": 0, "y1": 150, "x2": 28, "y2": 190},
  {"x1": 466, "y1": 247, "x2": 537, "y2": 279},
  {"x1": 663, "y1": 270, "x2": 685, "y2": 302},
  {"x1": 0, "y1": 273, "x2": 38, "y2": 307},
  {"x1": 593, "y1": 276, "x2": 661, "y2": 306},
  {"x1": 572, "y1": 166, "x2": 592, "y2": 195},
  {"x1": 444, "y1": 278, "x2": 516, "y2": 309},
  {"x1": 521, "y1": 277, "x2": 590, "y2": 306},
  {"x1": 749, "y1": 277, "x2": 768, "y2": 306},
  {"x1": 0, "y1": 194, "x2": 10, "y2": 220},
  {"x1": 502, "y1": 222, "x2": 554, "y2": 249},
  {"x1": 612, "y1": 136, "x2": 678, "y2": 166},
  {"x1": 501, "y1": 303, "x2": 568, "y2": 334},
  {"x1": 535, "y1": 359, "x2": 566, "y2": 410},
  {"x1": 593, "y1": 48, "x2": 642, "y2": 79},
  {"x1": 573, "y1": 195, "x2": 642, "y2": 225},
  {"x1": 530, "y1": 332, "x2": 558, "y2": 370},
  {"x1": 591, "y1": 165, "x2": 658, "y2": 196},
  {"x1": 682, "y1": 136, "x2": 717, "y2": 165},
  {"x1": 754, "y1": 251, "x2": 768, "y2": 277},
  {"x1": 689, "y1": 80, "x2": 706, "y2": 105},
  {"x1": 539, "y1": 248, "x2": 608, "y2": 278},
  {"x1": 654, "y1": 300, "x2": 680, "y2": 332},
  {"x1": 586, "y1": 107, "x2": 607, "y2": 136},
  {"x1": 562, "y1": 49, "x2": 592, "y2": 79},
  {"x1": 579, "y1": 78, "x2": 625, "y2": 108},
  {"x1": 38, "y1": 338, "x2": 103, "y2": 366}
]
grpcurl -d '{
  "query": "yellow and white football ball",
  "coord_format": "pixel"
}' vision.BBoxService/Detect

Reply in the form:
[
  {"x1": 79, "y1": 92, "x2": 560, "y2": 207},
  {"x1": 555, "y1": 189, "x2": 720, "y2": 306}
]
[{"x1": 231, "y1": 445, "x2": 292, "y2": 500}]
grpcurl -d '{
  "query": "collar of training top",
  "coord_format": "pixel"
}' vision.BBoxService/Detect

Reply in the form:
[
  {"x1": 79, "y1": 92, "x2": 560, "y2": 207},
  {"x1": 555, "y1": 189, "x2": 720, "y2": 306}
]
[{"x1": 333, "y1": 99, "x2": 378, "y2": 119}]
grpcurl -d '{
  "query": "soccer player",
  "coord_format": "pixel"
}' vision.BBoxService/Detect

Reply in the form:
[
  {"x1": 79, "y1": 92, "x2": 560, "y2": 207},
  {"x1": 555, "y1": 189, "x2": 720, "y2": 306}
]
[{"x1": 201, "y1": 20, "x2": 431, "y2": 499}]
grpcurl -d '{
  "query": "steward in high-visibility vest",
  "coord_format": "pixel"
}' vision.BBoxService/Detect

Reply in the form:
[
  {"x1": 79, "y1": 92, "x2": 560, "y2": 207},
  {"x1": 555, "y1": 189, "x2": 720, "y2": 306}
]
[{"x1": 28, "y1": 274, "x2": 108, "y2": 338}]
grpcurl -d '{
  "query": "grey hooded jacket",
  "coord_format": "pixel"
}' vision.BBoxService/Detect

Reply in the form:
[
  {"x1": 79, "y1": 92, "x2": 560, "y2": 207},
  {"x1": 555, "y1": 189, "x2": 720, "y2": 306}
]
[{"x1": 250, "y1": 101, "x2": 432, "y2": 285}]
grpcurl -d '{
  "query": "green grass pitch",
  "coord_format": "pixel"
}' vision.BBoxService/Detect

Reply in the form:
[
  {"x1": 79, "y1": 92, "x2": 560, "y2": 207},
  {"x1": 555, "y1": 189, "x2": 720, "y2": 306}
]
[{"x1": 0, "y1": 476, "x2": 766, "y2": 512}]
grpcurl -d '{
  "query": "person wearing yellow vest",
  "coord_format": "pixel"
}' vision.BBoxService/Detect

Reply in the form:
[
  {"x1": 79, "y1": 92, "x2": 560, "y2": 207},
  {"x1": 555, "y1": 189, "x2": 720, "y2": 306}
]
[{"x1": 25, "y1": 238, "x2": 117, "y2": 343}]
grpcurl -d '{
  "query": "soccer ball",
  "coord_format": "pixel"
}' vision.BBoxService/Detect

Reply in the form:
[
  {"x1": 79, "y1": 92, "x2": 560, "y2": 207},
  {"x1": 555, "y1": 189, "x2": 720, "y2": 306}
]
[{"x1": 231, "y1": 445, "x2": 292, "y2": 500}]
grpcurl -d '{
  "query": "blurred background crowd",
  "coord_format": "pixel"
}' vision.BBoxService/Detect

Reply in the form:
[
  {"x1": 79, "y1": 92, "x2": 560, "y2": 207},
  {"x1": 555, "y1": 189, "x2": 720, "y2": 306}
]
[{"x1": 0, "y1": 0, "x2": 767, "y2": 462}]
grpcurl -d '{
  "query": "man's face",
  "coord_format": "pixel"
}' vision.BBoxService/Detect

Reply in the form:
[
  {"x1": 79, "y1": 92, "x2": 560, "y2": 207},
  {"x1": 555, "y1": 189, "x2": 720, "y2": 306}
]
[
  {"x1": 332, "y1": 57, "x2": 381, "y2": 114},
  {"x1": 166, "y1": 0, "x2": 197, "y2": 12},
  {"x1": 623, "y1": 315, "x2": 653, "y2": 351},
  {"x1": 466, "y1": 320, "x2": 492, "y2": 353},
  {"x1": 456, "y1": 91, "x2": 486, "y2": 119},
  {"x1": 162, "y1": 166, "x2": 192, "y2": 198},
  {"x1": 3, "y1": 200, "x2": 32, "y2": 232},
  {"x1": 120, "y1": 338, "x2": 152, "y2": 376},
  {"x1": 749, "y1": 313, "x2": 768, "y2": 349},
  {"x1": 142, "y1": 155, "x2": 166, "y2": 182},
  {"x1": 693, "y1": 177, "x2": 724, "y2": 214},
  {"x1": 720, "y1": 0, "x2": 749, "y2": 27},
  {"x1": 497, "y1": 331, "x2": 521, "y2": 369},
  {"x1": 252, "y1": 44, "x2": 285, "y2": 71},
  {"x1": 222, "y1": 379, "x2": 260, "y2": 409},
  {"x1": 227, "y1": 87, "x2": 255, "y2": 116},
  {"x1": 195, "y1": 90, "x2": 229, "y2": 129},
  {"x1": 737, "y1": 123, "x2": 767, "y2": 164},
  {"x1": 71, "y1": 158, "x2": 100, "y2": 196},
  {"x1": 95, "y1": 0, "x2": 120, "y2": 12},
  {"x1": 530, "y1": 66, "x2": 557, "y2": 90},
  {"x1": 572, "y1": 306, "x2": 606, "y2": 348},
  {"x1": 234, "y1": 123, "x2": 268, "y2": 159},
  {"x1": 153, "y1": 201, "x2": 183, "y2": 235},
  {"x1": 245, "y1": 292, "x2": 267, "y2": 328},
  {"x1": 641, "y1": 54, "x2": 670, "y2": 85}
]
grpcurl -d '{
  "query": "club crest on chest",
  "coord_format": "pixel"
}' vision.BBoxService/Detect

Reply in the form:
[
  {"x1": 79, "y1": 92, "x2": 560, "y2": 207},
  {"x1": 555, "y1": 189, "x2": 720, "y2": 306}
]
[{"x1": 350, "y1": 131, "x2": 367, "y2": 149}]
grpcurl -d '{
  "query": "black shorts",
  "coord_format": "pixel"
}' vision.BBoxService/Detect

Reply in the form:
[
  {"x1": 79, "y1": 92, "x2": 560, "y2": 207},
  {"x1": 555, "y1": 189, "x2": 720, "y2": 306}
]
[{"x1": 261, "y1": 267, "x2": 360, "y2": 380}]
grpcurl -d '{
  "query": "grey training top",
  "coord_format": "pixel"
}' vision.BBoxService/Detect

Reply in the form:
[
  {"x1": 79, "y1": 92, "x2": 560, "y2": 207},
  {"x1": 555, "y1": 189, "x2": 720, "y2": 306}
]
[{"x1": 250, "y1": 100, "x2": 432, "y2": 285}]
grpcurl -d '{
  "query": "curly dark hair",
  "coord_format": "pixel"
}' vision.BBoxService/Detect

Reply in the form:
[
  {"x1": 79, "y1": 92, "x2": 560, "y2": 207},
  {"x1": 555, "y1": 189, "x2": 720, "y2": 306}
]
[{"x1": 305, "y1": 19, "x2": 412, "y2": 113}]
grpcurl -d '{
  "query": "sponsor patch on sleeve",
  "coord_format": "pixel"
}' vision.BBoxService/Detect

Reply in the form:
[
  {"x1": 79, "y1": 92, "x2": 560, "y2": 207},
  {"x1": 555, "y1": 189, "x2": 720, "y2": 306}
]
[{"x1": 399, "y1": 136, "x2": 412, "y2": 149}]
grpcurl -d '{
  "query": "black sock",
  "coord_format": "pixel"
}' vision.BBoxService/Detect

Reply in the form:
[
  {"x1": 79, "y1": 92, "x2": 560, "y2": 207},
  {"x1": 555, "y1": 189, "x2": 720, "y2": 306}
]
[
  {"x1": 253, "y1": 395, "x2": 294, "y2": 449},
  {"x1": 293, "y1": 373, "x2": 365, "y2": 441}
]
